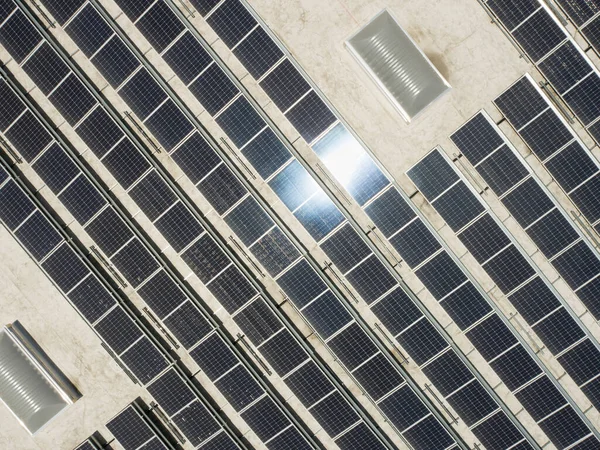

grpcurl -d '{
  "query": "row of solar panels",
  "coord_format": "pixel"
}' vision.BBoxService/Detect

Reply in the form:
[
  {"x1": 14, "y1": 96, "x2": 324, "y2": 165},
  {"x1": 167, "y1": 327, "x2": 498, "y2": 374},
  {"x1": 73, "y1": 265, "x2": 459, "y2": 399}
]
[
  {"x1": 0, "y1": 3, "x2": 395, "y2": 449},
  {"x1": 0, "y1": 163, "x2": 245, "y2": 449},
  {"x1": 183, "y1": 0, "x2": 600, "y2": 448},
  {"x1": 39, "y1": 0, "x2": 600, "y2": 448},
  {"x1": 39, "y1": 1, "x2": 548, "y2": 448},
  {"x1": 483, "y1": 0, "x2": 600, "y2": 144},
  {"x1": 409, "y1": 144, "x2": 600, "y2": 449},
  {"x1": 22, "y1": 1, "x2": 476, "y2": 448}
]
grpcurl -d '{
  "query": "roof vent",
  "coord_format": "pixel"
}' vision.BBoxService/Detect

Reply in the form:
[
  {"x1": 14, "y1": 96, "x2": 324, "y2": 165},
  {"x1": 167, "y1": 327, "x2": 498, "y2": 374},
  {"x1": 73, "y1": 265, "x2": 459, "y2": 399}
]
[{"x1": 346, "y1": 10, "x2": 450, "y2": 122}]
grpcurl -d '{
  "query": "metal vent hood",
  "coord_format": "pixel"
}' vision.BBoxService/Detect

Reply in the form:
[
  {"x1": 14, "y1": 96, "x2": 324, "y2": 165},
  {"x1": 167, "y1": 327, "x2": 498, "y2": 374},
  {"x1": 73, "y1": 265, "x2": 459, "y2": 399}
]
[{"x1": 346, "y1": 10, "x2": 450, "y2": 122}]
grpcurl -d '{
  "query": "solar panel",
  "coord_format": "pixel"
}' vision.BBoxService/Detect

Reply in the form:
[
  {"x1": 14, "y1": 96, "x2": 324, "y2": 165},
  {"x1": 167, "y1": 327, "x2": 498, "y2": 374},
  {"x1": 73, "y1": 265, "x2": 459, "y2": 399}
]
[
  {"x1": 335, "y1": 423, "x2": 387, "y2": 450},
  {"x1": 91, "y1": 36, "x2": 140, "y2": 88},
  {"x1": 446, "y1": 381, "x2": 498, "y2": 426},
  {"x1": 351, "y1": 353, "x2": 404, "y2": 401},
  {"x1": 240, "y1": 397, "x2": 289, "y2": 441},
  {"x1": 266, "y1": 426, "x2": 312, "y2": 450},
  {"x1": 249, "y1": 227, "x2": 300, "y2": 277},
  {"x1": 94, "y1": 306, "x2": 142, "y2": 354},
  {"x1": 41, "y1": 243, "x2": 90, "y2": 293},
  {"x1": 378, "y1": 386, "x2": 429, "y2": 432},
  {"x1": 240, "y1": 129, "x2": 292, "y2": 180},
  {"x1": 293, "y1": 191, "x2": 345, "y2": 241},
  {"x1": 118, "y1": 69, "x2": 167, "y2": 120},
  {"x1": 284, "y1": 91, "x2": 337, "y2": 144},
  {"x1": 544, "y1": 141, "x2": 598, "y2": 191},
  {"x1": 75, "y1": 107, "x2": 124, "y2": 158},
  {"x1": 215, "y1": 97, "x2": 266, "y2": 148},
  {"x1": 466, "y1": 315, "x2": 518, "y2": 361},
  {"x1": 284, "y1": 361, "x2": 335, "y2": 407},
  {"x1": 65, "y1": 4, "x2": 113, "y2": 57},
  {"x1": 148, "y1": 370, "x2": 195, "y2": 417},
  {"x1": 0, "y1": 11, "x2": 42, "y2": 63},
  {"x1": 143, "y1": 100, "x2": 193, "y2": 151},
  {"x1": 259, "y1": 59, "x2": 311, "y2": 112},
  {"x1": 85, "y1": 207, "x2": 134, "y2": 257},
  {"x1": 106, "y1": 406, "x2": 156, "y2": 449},
  {"x1": 198, "y1": 431, "x2": 240, "y2": 450},
  {"x1": 396, "y1": 319, "x2": 449, "y2": 365},
  {"x1": 232, "y1": 26, "x2": 283, "y2": 79},
  {"x1": 154, "y1": 202, "x2": 204, "y2": 253},
  {"x1": 111, "y1": 238, "x2": 160, "y2": 287},
  {"x1": 224, "y1": 197, "x2": 274, "y2": 246},
  {"x1": 135, "y1": 1, "x2": 184, "y2": 53},
  {"x1": 432, "y1": 182, "x2": 485, "y2": 231},
  {"x1": 120, "y1": 336, "x2": 169, "y2": 384},
  {"x1": 415, "y1": 251, "x2": 467, "y2": 299},
  {"x1": 0, "y1": 81, "x2": 26, "y2": 131},
  {"x1": 197, "y1": 164, "x2": 247, "y2": 215},
  {"x1": 327, "y1": 323, "x2": 379, "y2": 370},
  {"x1": 268, "y1": 159, "x2": 320, "y2": 211},
  {"x1": 136, "y1": 270, "x2": 186, "y2": 319},
  {"x1": 162, "y1": 301, "x2": 212, "y2": 349},
  {"x1": 32, "y1": 143, "x2": 80, "y2": 193},
  {"x1": 515, "y1": 375, "x2": 566, "y2": 421},
  {"x1": 301, "y1": 291, "x2": 352, "y2": 339},
  {"x1": 205, "y1": 0, "x2": 257, "y2": 48},
  {"x1": 162, "y1": 32, "x2": 213, "y2": 85},
  {"x1": 22, "y1": 42, "x2": 70, "y2": 95},
  {"x1": 406, "y1": 150, "x2": 459, "y2": 200},
  {"x1": 48, "y1": 74, "x2": 97, "y2": 126},
  {"x1": 539, "y1": 406, "x2": 591, "y2": 448},
  {"x1": 57, "y1": 175, "x2": 107, "y2": 224},
  {"x1": 67, "y1": 274, "x2": 116, "y2": 323},
  {"x1": 170, "y1": 133, "x2": 221, "y2": 184},
  {"x1": 207, "y1": 265, "x2": 257, "y2": 313},
  {"x1": 232, "y1": 298, "x2": 282, "y2": 346},
  {"x1": 471, "y1": 411, "x2": 524, "y2": 450},
  {"x1": 344, "y1": 256, "x2": 397, "y2": 304},
  {"x1": 259, "y1": 329, "x2": 308, "y2": 376},
  {"x1": 213, "y1": 365, "x2": 264, "y2": 410},
  {"x1": 182, "y1": 234, "x2": 231, "y2": 284},
  {"x1": 189, "y1": 333, "x2": 239, "y2": 380},
  {"x1": 475, "y1": 145, "x2": 529, "y2": 195},
  {"x1": 532, "y1": 307, "x2": 585, "y2": 353},
  {"x1": 482, "y1": 244, "x2": 536, "y2": 292},
  {"x1": 14, "y1": 211, "x2": 62, "y2": 261},
  {"x1": 370, "y1": 288, "x2": 423, "y2": 335},
  {"x1": 422, "y1": 351, "x2": 474, "y2": 397},
  {"x1": 308, "y1": 391, "x2": 359, "y2": 437},
  {"x1": 440, "y1": 282, "x2": 492, "y2": 330},
  {"x1": 511, "y1": 8, "x2": 566, "y2": 62},
  {"x1": 488, "y1": 345, "x2": 541, "y2": 390},
  {"x1": 189, "y1": 64, "x2": 240, "y2": 116},
  {"x1": 129, "y1": 171, "x2": 177, "y2": 221},
  {"x1": 5, "y1": 110, "x2": 52, "y2": 162}
]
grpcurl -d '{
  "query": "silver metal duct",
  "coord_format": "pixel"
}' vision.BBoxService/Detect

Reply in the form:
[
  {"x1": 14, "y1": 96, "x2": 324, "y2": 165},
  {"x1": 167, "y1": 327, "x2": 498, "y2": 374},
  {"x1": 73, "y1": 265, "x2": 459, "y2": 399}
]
[
  {"x1": 346, "y1": 10, "x2": 450, "y2": 122},
  {"x1": 0, "y1": 325, "x2": 71, "y2": 434}
]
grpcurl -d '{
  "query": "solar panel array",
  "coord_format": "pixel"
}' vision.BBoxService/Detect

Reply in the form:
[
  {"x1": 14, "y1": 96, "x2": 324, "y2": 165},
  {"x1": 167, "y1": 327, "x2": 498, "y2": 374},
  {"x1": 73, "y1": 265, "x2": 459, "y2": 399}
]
[
  {"x1": 45, "y1": 1, "x2": 558, "y2": 447},
  {"x1": 0, "y1": 3, "x2": 396, "y2": 449},
  {"x1": 408, "y1": 146, "x2": 600, "y2": 449},
  {"x1": 481, "y1": 0, "x2": 600, "y2": 144},
  {"x1": 553, "y1": 1, "x2": 600, "y2": 56},
  {"x1": 25, "y1": 2, "x2": 497, "y2": 448},
  {"x1": 0, "y1": 162, "x2": 246, "y2": 450},
  {"x1": 494, "y1": 75, "x2": 600, "y2": 252}
]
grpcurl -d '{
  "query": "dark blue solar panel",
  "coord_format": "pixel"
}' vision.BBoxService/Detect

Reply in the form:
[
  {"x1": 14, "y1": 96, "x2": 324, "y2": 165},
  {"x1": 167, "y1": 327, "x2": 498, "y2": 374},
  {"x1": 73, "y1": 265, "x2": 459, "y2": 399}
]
[
  {"x1": 489, "y1": 344, "x2": 541, "y2": 390},
  {"x1": 111, "y1": 238, "x2": 160, "y2": 287},
  {"x1": 41, "y1": 244, "x2": 89, "y2": 293},
  {"x1": 208, "y1": 265, "x2": 257, "y2": 313},
  {"x1": 75, "y1": 107, "x2": 124, "y2": 158},
  {"x1": 539, "y1": 406, "x2": 591, "y2": 448},
  {"x1": 260, "y1": 59, "x2": 311, "y2": 112},
  {"x1": 189, "y1": 64, "x2": 239, "y2": 116},
  {"x1": 508, "y1": 277, "x2": 562, "y2": 324},
  {"x1": 154, "y1": 202, "x2": 204, "y2": 252},
  {"x1": 519, "y1": 111, "x2": 573, "y2": 161},
  {"x1": 539, "y1": 41, "x2": 592, "y2": 93},
  {"x1": 328, "y1": 323, "x2": 378, "y2": 370},
  {"x1": 214, "y1": 365, "x2": 263, "y2": 410},
  {"x1": 172, "y1": 400, "x2": 221, "y2": 446},
  {"x1": 102, "y1": 139, "x2": 150, "y2": 188},
  {"x1": 163, "y1": 299, "x2": 212, "y2": 349},
  {"x1": 112, "y1": 0, "x2": 155, "y2": 21},
  {"x1": 526, "y1": 208, "x2": 579, "y2": 258},
  {"x1": 407, "y1": 150, "x2": 459, "y2": 200},
  {"x1": 441, "y1": 282, "x2": 492, "y2": 330},
  {"x1": 450, "y1": 113, "x2": 503, "y2": 164},
  {"x1": 147, "y1": 369, "x2": 196, "y2": 417},
  {"x1": 233, "y1": 26, "x2": 283, "y2": 79},
  {"x1": 190, "y1": 0, "x2": 222, "y2": 16},
  {"x1": 58, "y1": 176, "x2": 106, "y2": 224},
  {"x1": 576, "y1": 276, "x2": 600, "y2": 319},
  {"x1": 239, "y1": 397, "x2": 289, "y2": 442},
  {"x1": 501, "y1": 178, "x2": 554, "y2": 227},
  {"x1": 485, "y1": 0, "x2": 539, "y2": 29},
  {"x1": 128, "y1": 171, "x2": 177, "y2": 221},
  {"x1": 0, "y1": 181, "x2": 35, "y2": 230},
  {"x1": 107, "y1": 406, "x2": 155, "y2": 450},
  {"x1": 563, "y1": 73, "x2": 600, "y2": 125},
  {"x1": 285, "y1": 91, "x2": 336, "y2": 144},
  {"x1": 224, "y1": 197, "x2": 273, "y2": 246},
  {"x1": 277, "y1": 260, "x2": 327, "y2": 308},
  {"x1": 422, "y1": 350, "x2": 474, "y2": 396},
  {"x1": 91, "y1": 36, "x2": 140, "y2": 88},
  {"x1": 15, "y1": 211, "x2": 62, "y2": 261},
  {"x1": 415, "y1": 251, "x2": 467, "y2": 299},
  {"x1": 5, "y1": 111, "x2": 52, "y2": 162},
  {"x1": 205, "y1": 0, "x2": 257, "y2": 48},
  {"x1": 260, "y1": 329, "x2": 308, "y2": 376},
  {"x1": 170, "y1": 132, "x2": 221, "y2": 183},
  {"x1": 120, "y1": 337, "x2": 168, "y2": 383},
  {"x1": 85, "y1": 207, "x2": 134, "y2": 257},
  {"x1": 558, "y1": 339, "x2": 600, "y2": 384},
  {"x1": 389, "y1": 218, "x2": 441, "y2": 267},
  {"x1": 352, "y1": 352, "x2": 403, "y2": 401},
  {"x1": 32, "y1": 143, "x2": 79, "y2": 193},
  {"x1": 301, "y1": 291, "x2": 352, "y2": 339},
  {"x1": 284, "y1": 361, "x2": 334, "y2": 408},
  {"x1": 570, "y1": 172, "x2": 600, "y2": 223},
  {"x1": 396, "y1": 319, "x2": 448, "y2": 365},
  {"x1": 50, "y1": 75, "x2": 97, "y2": 125},
  {"x1": 475, "y1": 145, "x2": 529, "y2": 196},
  {"x1": 533, "y1": 308, "x2": 585, "y2": 353},
  {"x1": 403, "y1": 415, "x2": 455, "y2": 449},
  {"x1": 371, "y1": 288, "x2": 422, "y2": 335},
  {"x1": 189, "y1": 333, "x2": 238, "y2": 380},
  {"x1": 458, "y1": 214, "x2": 511, "y2": 264},
  {"x1": 553, "y1": 241, "x2": 600, "y2": 289},
  {"x1": 556, "y1": 0, "x2": 600, "y2": 26},
  {"x1": 216, "y1": 97, "x2": 265, "y2": 148},
  {"x1": 233, "y1": 298, "x2": 281, "y2": 346},
  {"x1": 95, "y1": 306, "x2": 141, "y2": 354},
  {"x1": 293, "y1": 191, "x2": 345, "y2": 242},
  {"x1": 545, "y1": 142, "x2": 599, "y2": 192},
  {"x1": 495, "y1": 78, "x2": 548, "y2": 129},
  {"x1": 364, "y1": 188, "x2": 416, "y2": 238},
  {"x1": 135, "y1": 1, "x2": 184, "y2": 53},
  {"x1": 119, "y1": 69, "x2": 167, "y2": 120},
  {"x1": 483, "y1": 245, "x2": 536, "y2": 293},
  {"x1": 250, "y1": 227, "x2": 299, "y2": 277},
  {"x1": 267, "y1": 427, "x2": 311, "y2": 450},
  {"x1": 137, "y1": 270, "x2": 186, "y2": 319},
  {"x1": 321, "y1": 223, "x2": 371, "y2": 273},
  {"x1": 309, "y1": 391, "x2": 359, "y2": 437},
  {"x1": 0, "y1": 81, "x2": 25, "y2": 131},
  {"x1": 472, "y1": 412, "x2": 524, "y2": 450},
  {"x1": 446, "y1": 381, "x2": 498, "y2": 426},
  {"x1": 432, "y1": 182, "x2": 485, "y2": 231},
  {"x1": 22, "y1": 43, "x2": 70, "y2": 95},
  {"x1": 268, "y1": 160, "x2": 319, "y2": 211},
  {"x1": 67, "y1": 274, "x2": 116, "y2": 323},
  {"x1": 144, "y1": 100, "x2": 193, "y2": 151},
  {"x1": 241, "y1": 129, "x2": 291, "y2": 179},
  {"x1": 467, "y1": 314, "x2": 519, "y2": 362},
  {"x1": 515, "y1": 376, "x2": 565, "y2": 421},
  {"x1": 162, "y1": 32, "x2": 213, "y2": 85},
  {"x1": 0, "y1": 11, "x2": 42, "y2": 63},
  {"x1": 379, "y1": 386, "x2": 429, "y2": 432},
  {"x1": 345, "y1": 256, "x2": 397, "y2": 304},
  {"x1": 65, "y1": 4, "x2": 113, "y2": 57}
]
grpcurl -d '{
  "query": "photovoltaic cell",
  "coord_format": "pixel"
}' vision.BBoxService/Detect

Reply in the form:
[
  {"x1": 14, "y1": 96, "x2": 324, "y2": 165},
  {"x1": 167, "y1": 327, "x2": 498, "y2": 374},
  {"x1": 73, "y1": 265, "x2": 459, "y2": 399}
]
[
  {"x1": 91, "y1": 36, "x2": 140, "y2": 88},
  {"x1": 450, "y1": 113, "x2": 503, "y2": 164},
  {"x1": 0, "y1": 181, "x2": 35, "y2": 230},
  {"x1": 67, "y1": 275, "x2": 116, "y2": 323},
  {"x1": 85, "y1": 207, "x2": 134, "y2": 257},
  {"x1": 188, "y1": 64, "x2": 239, "y2": 116},
  {"x1": 378, "y1": 386, "x2": 429, "y2": 432},
  {"x1": 539, "y1": 406, "x2": 591, "y2": 448},
  {"x1": 482, "y1": 245, "x2": 535, "y2": 293},
  {"x1": 75, "y1": 107, "x2": 124, "y2": 158},
  {"x1": 189, "y1": 333, "x2": 238, "y2": 380},
  {"x1": 232, "y1": 26, "x2": 283, "y2": 79},
  {"x1": 285, "y1": 91, "x2": 337, "y2": 144},
  {"x1": 484, "y1": 0, "x2": 539, "y2": 29},
  {"x1": 163, "y1": 301, "x2": 212, "y2": 349},
  {"x1": 370, "y1": 288, "x2": 422, "y2": 335},
  {"x1": 515, "y1": 376, "x2": 565, "y2": 421},
  {"x1": 471, "y1": 412, "x2": 523, "y2": 450},
  {"x1": 301, "y1": 291, "x2": 352, "y2": 339},
  {"x1": 94, "y1": 306, "x2": 142, "y2": 354},
  {"x1": 57, "y1": 175, "x2": 107, "y2": 224},
  {"x1": 65, "y1": 4, "x2": 113, "y2": 57},
  {"x1": 111, "y1": 238, "x2": 160, "y2": 287},
  {"x1": 532, "y1": 308, "x2": 584, "y2": 354},
  {"x1": 432, "y1": 182, "x2": 485, "y2": 231},
  {"x1": 41, "y1": 243, "x2": 89, "y2": 293},
  {"x1": 475, "y1": 145, "x2": 529, "y2": 196},
  {"x1": 170, "y1": 133, "x2": 221, "y2": 183},
  {"x1": 284, "y1": 361, "x2": 334, "y2": 407},
  {"x1": 558, "y1": 339, "x2": 600, "y2": 384},
  {"x1": 501, "y1": 178, "x2": 554, "y2": 227},
  {"x1": 197, "y1": 164, "x2": 247, "y2": 215},
  {"x1": 224, "y1": 197, "x2": 274, "y2": 246},
  {"x1": 327, "y1": 323, "x2": 378, "y2": 370},
  {"x1": 321, "y1": 223, "x2": 371, "y2": 273},
  {"x1": 336, "y1": 423, "x2": 386, "y2": 450},
  {"x1": 351, "y1": 353, "x2": 403, "y2": 401},
  {"x1": 106, "y1": 406, "x2": 154, "y2": 450},
  {"x1": 259, "y1": 329, "x2": 308, "y2": 376},
  {"x1": 563, "y1": 73, "x2": 600, "y2": 124},
  {"x1": 511, "y1": 9, "x2": 565, "y2": 62},
  {"x1": 120, "y1": 337, "x2": 168, "y2": 384},
  {"x1": 22, "y1": 42, "x2": 70, "y2": 95},
  {"x1": 268, "y1": 159, "x2": 319, "y2": 211},
  {"x1": 553, "y1": 240, "x2": 600, "y2": 289},
  {"x1": 250, "y1": 227, "x2": 300, "y2": 277},
  {"x1": 154, "y1": 202, "x2": 204, "y2": 252},
  {"x1": 570, "y1": 173, "x2": 600, "y2": 222},
  {"x1": 199, "y1": 432, "x2": 240, "y2": 450},
  {"x1": 415, "y1": 251, "x2": 467, "y2": 299},
  {"x1": 259, "y1": 59, "x2": 311, "y2": 112},
  {"x1": 32, "y1": 143, "x2": 80, "y2": 193},
  {"x1": 556, "y1": 0, "x2": 600, "y2": 25},
  {"x1": 162, "y1": 32, "x2": 213, "y2": 85},
  {"x1": 118, "y1": 69, "x2": 167, "y2": 120},
  {"x1": 544, "y1": 142, "x2": 599, "y2": 192},
  {"x1": 48, "y1": 74, "x2": 97, "y2": 126},
  {"x1": 508, "y1": 277, "x2": 561, "y2": 324},
  {"x1": 488, "y1": 344, "x2": 541, "y2": 390},
  {"x1": 345, "y1": 256, "x2": 397, "y2": 304},
  {"x1": 240, "y1": 397, "x2": 289, "y2": 441},
  {"x1": 388, "y1": 217, "x2": 441, "y2": 268},
  {"x1": 396, "y1": 319, "x2": 448, "y2": 365},
  {"x1": 206, "y1": 0, "x2": 257, "y2": 48},
  {"x1": 0, "y1": 11, "x2": 42, "y2": 63},
  {"x1": 293, "y1": 191, "x2": 345, "y2": 241},
  {"x1": 0, "y1": 82, "x2": 25, "y2": 131},
  {"x1": 143, "y1": 100, "x2": 194, "y2": 151},
  {"x1": 446, "y1": 381, "x2": 498, "y2": 426},
  {"x1": 102, "y1": 138, "x2": 150, "y2": 188},
  {"x1": 440, "y1": 282, "x2": 492, "y2": 330},
  {"x1": 214, "y1": 364, "x2": 263, "y2": 410},
  {"x1": 526, "y1": 208, "x2": 579, "y2": 258},
  {"x1": 216, "y1": 97, "x2": 266, "y2": 148},
  {"x1": 364, "y1": 187, "x2": 416, "y2": 238},
  {"x1": 466, "y1": 314, "x2": 518, "y2": 361},
  {"x1": 233, "y1": 298, "x2": 282, "y2": 346},
  {"x1": 135, "y1": 1, "x2": 184, "y2": 53},
  {"x1": 277, "y1": 260, "x2": 327, "y2": 308},
  {"x1": 129, "y1": 171, "x2": 177, "y2": 221},
  {"x1": 208, "y1": 265, "x2": 256, "y2": 313},
  {"x1": 137, "y1": 270, "x2": 186, "y2": 319},
  {"x1": 5, "y1": 111, "x2": 52, "y2": 162},
  {"x1": 407, "y1": 150, "x2": 458, "y2": 200},
  {"x1": 577, "y1": 276, "x2": 600, "y2": 318},
  {"x1": 112, "y1": 0, "x2": 155, "y2": 21},
  {"x1": 458, "y1": 214, "x2": 511, "y2": 264},
  {"x1": 240, "y1": 129, "x2": 291, "y2": 179},
  {"x1": 422, "y1": 350, "x2": 473, "y2": 396},
  {"x1": 15, "y1": 211, "x2": 62, "y2": 261},
  {"x1": 172, "y1": 400, "x2": 221, "y2": 446},
  {"x1": 267, "y1": 427, "x2": 311, "y2": 450},
  {"x1": 539, "y1": 42, "x2": 592, "y2": 94},
  {"x1": 309, "y1": 391, "x2": 359, "y2": 437},
  {"x1": 518, "y1": 111, "x2": 573, "y2": 161}
]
